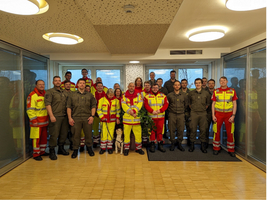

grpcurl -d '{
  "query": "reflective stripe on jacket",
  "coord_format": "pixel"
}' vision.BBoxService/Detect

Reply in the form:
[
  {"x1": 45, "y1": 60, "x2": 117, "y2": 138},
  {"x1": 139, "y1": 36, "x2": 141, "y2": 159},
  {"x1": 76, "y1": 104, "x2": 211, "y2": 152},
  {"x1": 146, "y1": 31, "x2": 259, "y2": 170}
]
[
  {"x1": 27, "y1": 88, "x2": 48, "y2": 127},
  {"x1": 214, "y1": 88, "x2": 235, "y2": 112},
  {"x1": 121, "y1": 93, "x2": 143, "y2": 125},
  {"x1": 144, "y1": 92, "x2": 169, "y2": 119},
  {"x1": 97, "y1": 96, "x2": 120, "y2": 122}
]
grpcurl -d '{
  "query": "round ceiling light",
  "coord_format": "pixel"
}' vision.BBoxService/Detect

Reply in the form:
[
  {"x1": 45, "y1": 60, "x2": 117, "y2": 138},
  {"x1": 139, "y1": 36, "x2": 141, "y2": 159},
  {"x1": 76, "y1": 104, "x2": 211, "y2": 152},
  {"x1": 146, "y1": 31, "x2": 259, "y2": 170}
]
[
  {"x1": 226, "y1": 0, "x2": 266, "y2": 11},
  {"x1": 186, "y1": 26, "x2": 227, "y2": 42},
  {"x1": 129, "y1": 61, "x2": 140, "y2": 63},
  {"x1": 43, "y1": 33, "x2": 84, "y2": 45},
  {"x1": 0, "y1": 0, "x2": 49, "y2": 15}
]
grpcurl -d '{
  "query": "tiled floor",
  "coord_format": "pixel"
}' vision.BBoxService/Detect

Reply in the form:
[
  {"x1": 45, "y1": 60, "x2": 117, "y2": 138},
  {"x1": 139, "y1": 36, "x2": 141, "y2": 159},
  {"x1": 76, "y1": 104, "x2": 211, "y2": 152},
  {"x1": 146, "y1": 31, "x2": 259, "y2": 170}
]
[{"x1": 0, "y1": 148, "x2": 265, "y2": 200}]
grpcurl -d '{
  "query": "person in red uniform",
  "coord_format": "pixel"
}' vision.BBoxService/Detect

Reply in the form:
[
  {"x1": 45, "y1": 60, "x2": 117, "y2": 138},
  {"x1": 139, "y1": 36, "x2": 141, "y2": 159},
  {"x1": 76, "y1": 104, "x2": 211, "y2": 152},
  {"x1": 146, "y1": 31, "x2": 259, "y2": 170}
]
[
  {"x1": 212, "y1": 76, "x2": 238, "y2": 157},
  {"x1": 26, "y1": 80, "x2": 49, "y2": 161},
  {"x1": 61, "y1": 71, "x2": 76, "y2": 91},
  {"x1": 144, "y1": 83, "x2": 169, "y2": 153},
  {"x1": 75, "y1": 68, "x2": 94, "y2": 88}
]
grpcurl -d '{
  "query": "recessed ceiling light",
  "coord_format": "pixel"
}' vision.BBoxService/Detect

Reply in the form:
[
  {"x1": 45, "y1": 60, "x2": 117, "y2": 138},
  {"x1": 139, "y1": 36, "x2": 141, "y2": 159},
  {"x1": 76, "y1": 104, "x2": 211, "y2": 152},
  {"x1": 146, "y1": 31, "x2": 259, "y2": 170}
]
[
  {"x1": 129, "y1": 61, "x2": 140, "y2": 63},
  {"x1": 226, "y1": 0, "x2": 266, "y2": 11},
  {"x1": 43, "y1": 33, "x2": 84, "y2": 45},
  {"x1": 186, "y1": 26, "x2": 227, "y2": 42},
  {"x1": 0, "y1": 0, "x2": 49, "y2": 15}
]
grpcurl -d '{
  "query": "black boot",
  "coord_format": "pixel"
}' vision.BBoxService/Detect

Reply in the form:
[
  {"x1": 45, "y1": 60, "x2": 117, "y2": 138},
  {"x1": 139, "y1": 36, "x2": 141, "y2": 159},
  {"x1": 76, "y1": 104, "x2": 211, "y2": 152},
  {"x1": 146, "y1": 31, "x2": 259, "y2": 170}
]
[
  {"x1": 213, "y1": 150, "x2": 219, "y2": 155},
  {"x1": 33, "y1": 156, "x2": 43, "y2": 161},
  {"x1": 124, "y1": 149, "x2": 129, "y2": 156},
  {"x1": 87, "y1": 146, "x2": 95, "y2": 156},
  {"x1": 108, "y1": 149, "x2": 113, "y2": 154},
  {"x1": 58, "y1": 145, "x2": 69, "y2": 155},
  {"x1": 177, "y1": 142, "x2": 185, "y2": 152},
  {"x1": 228, "y1": 152, "x2": 236, "y2": 157},
  {"x1": 158, "y1": 141, "x2": 166, "y2": 153},
  {"x1": 135, "y1": 149, "x2": 145, "y2": 155},
  {"x1": 170, "y1": 142, "x2": 175, "y2": 151},
  {"x1": 188, "y1": 142, "x2": 195, "y2": 152},
  {"x1": 80, "y1": 146, "x2": 84, "y2": 152},
  {"x1": 71, "y1": 149, "x2": 78, "y2": 158},
  {"x1": 49, "y1": 148, "x2": 57, "y2": 160},
  {"x1": 149, "y1": 142, "x2": 156, "y2": 153},
  {"x1": 201, "y1": 142, "x2": 207, "y2": 153},
  {"x1": 93, "y1": 143, "x2": 98, "y2": 148},
  {"x1": 69, "y1": 141, "x2": 73, "y2": 150},
  {"x1": 99, "y1": 149, "x2": 105, "y2": 154}
]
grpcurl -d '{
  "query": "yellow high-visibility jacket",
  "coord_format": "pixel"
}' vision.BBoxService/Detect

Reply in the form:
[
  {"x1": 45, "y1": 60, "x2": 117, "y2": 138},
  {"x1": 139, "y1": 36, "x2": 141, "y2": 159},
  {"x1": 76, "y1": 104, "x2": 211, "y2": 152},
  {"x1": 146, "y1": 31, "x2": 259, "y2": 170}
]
[
  {"x1": 121, "y1": 91, "x2": 143, "y2": 125},
  {"x1": 97, "y1": 96, "x2": 120, "y2": 123},
  {"x1": 26, "y1": 88, "x2": 49, "y2": 127},
  {"x1": 91, "y1": 84, "x2": 108, "y2": 96},
  {"x1": 247, "y1": 90, "x2": 258, "y2": 111},
  {"x1": 212, "y1": 87, "x2": 238, "y2": 112},
  {"x1": 144, "y1": 92, "x2": 169, "y2": 119}
]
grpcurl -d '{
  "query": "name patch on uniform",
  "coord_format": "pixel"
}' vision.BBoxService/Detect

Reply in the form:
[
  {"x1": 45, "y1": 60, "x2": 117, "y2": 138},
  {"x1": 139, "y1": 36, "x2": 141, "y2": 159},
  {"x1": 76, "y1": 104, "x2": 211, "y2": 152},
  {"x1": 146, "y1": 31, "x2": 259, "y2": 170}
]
[{"x1": 37, "y1": 99, "x2": 43, "y2": 102}]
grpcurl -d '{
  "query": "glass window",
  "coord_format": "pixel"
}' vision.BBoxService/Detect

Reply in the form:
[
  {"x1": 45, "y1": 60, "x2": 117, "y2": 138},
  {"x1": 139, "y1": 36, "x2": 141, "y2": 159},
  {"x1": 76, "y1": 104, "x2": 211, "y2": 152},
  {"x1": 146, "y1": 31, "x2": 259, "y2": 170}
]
[
  {"x1": 66, "y1": 69, "x2": 91, "y2": 85},
  {"x1": 178, "y1": 68, "x2": 203, "y2": 89},
  {"x1": 148, "y1": 69, "x2": 173, "y2": 85},
  {"x1": 96, "y1": 70, "x2": 120, "y2": 88},
  {"x1": 223, "y1": 49, "x2": 247, "y2": 156},
  {"x1": 0, "y1": 47, "x2": 24, "y2": 171},
  {"x1": 248, "y1": 46, "x2": 266, "y2": 164}
]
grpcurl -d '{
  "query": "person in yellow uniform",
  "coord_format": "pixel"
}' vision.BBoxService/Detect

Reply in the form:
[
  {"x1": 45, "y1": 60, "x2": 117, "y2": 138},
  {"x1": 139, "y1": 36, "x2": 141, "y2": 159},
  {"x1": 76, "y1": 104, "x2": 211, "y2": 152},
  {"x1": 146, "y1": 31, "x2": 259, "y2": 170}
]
[
  {"x1": 61, "y1": 71, "x2": 76, "y2": 91},
  {"x1": 212, "y1": 76, "x2": 238, "y2": 157},
  {"x1": 91, "y1": 77, "x2": 108, "y2": 95},
  {"x1": 97, "y1": 88, "x2": 120, "y2": 154},
  {"x1": 121, "y1": 82, "x2": 144, "y2": 156},
  {"x1": 26, "y1": 80, "x2": 49, "y2": 161}
]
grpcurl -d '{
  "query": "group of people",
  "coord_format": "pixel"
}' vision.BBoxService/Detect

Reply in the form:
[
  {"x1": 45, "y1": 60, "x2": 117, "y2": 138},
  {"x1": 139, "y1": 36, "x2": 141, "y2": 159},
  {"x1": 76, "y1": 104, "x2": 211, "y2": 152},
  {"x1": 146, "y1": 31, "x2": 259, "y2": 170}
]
[{"x1": 26, "y1": 69, "x2": 238, "y2": 161}]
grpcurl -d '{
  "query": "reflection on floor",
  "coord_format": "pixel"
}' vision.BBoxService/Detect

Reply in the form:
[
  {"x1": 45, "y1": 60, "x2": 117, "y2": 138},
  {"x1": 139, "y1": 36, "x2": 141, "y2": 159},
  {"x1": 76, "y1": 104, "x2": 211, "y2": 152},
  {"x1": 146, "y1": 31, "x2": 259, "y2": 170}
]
[{"x1": 0, "y1": 148, "x2": 265, "y2": 200}]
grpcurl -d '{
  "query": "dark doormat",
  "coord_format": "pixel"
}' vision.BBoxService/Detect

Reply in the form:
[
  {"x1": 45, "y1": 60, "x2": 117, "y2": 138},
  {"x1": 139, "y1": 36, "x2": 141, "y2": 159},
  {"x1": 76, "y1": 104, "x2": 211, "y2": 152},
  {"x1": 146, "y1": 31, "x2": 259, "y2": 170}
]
[{"x1": 146, "y1": 144, "x2": 241, "y2": 162}]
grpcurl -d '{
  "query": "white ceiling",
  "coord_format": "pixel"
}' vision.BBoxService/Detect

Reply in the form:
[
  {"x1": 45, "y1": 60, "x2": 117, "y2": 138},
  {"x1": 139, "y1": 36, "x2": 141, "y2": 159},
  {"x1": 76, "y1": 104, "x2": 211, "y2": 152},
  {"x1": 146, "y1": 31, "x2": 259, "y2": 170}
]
[{"x1": 0, "y1": 0, "x2": 265, "y2": 65}]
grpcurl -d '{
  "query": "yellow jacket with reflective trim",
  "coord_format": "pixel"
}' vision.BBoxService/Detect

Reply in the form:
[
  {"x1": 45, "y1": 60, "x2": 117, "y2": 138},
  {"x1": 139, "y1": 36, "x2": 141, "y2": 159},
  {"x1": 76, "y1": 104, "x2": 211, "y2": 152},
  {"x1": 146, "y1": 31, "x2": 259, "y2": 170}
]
[
  {"x1": 26, "y1": 88, "x2": 49, "y2": 127},
  {"x1": 144, "y1": 92, "x2": 169, "y2": 119},
  {"x1": 121, "y1": 91, "x2": 143, "y2": 125},
  {"x1": 247, "y1": 90, "x2": 258, "y2": 111},
  {"x1": 214, "y1": 88, "x2": 236, "y2": 112},
  {"x1": 97, "y1": 96, "x2": 120, "y2": 123},
  {"x1": 91, "y1": 85, "x2": 108, "y2": 96}
]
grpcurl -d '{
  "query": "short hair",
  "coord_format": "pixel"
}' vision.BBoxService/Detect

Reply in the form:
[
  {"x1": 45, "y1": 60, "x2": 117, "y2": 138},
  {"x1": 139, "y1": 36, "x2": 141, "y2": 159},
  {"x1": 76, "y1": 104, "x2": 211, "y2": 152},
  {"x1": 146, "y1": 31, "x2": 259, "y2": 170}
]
[
  {"x1": 194, "y1": 78, "x2": 203, "y2": 84},
  {"x1": 77, "y1": 78, "x2": 86, "y2": 84},
  {"x1": 174, "y1": 80, "x2": 181, "y2": 84},
  {"x1": 81, "y1": 68, "x2": 88, "y2": 72},
  {"x1": 65, "y1": 71, "x2": 72, "y2": 76},
  {"x1": 219, "y1": 76, "x2": 228, "y2": 81},
  {"x1": 170, "y1": 70, "x2": 176, "y2": 74},
  {"x1": 134, "y1": 77, "x2": 143, "y2": 88},
  {"x1": 35, "y1": 79, "x2": 44, "y2": 85},
  {"x1": 150, "y1": 72, "x2": 155, "y2": 75},
  {"x1": 107, "y1": 88, "x2": 114, "y2": 95},
  {"x1": 114, "y1": 88, "x2": 122, "y2": 97},
  {"x1": 157, "y1": 78, "x2": 163, "y2": 82},
  {"x1": 202, "y1": 77, "x2": 207, "y2": 80},
  {"x1": 53, "y1": 76, "x2": 61, "y2": 81},
  {"x1": 208, "y1": 79, "x2": 215, "y2": 84},
  {"x1": 85, "y1": 85, "x2": 90, "y2": 88},
  {"x1": 96, "y1": 82, "x2": 103, "y2": 87},
  {"x1": 152, "y1": 83, "x2": 159, "y2": 87},
  {"x1": 181, "y1": 79, "x2": 188, "y2": 83},
  {"x1": 144, "y1": 81, "x2": 150, "y2": 85},
  {"x1": 64, "y1": 80, "x2": 71, "y2": 85},
  {"x1": 114, "y1": 83, "x2": 119, "y2": 86}
]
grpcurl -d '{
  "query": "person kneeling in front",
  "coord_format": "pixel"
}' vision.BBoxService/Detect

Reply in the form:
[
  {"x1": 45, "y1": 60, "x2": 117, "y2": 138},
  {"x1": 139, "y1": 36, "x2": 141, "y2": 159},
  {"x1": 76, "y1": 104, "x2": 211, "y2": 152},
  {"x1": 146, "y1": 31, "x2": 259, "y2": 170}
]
[{"x1": 67, "y1": 78, "x2": 97, "y2": 158}]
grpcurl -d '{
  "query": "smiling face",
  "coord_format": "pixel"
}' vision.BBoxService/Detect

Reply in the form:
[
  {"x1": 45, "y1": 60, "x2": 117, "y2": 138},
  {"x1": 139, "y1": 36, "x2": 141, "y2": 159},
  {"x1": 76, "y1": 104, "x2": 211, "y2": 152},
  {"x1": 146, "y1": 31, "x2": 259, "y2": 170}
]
[{"x1": 36, "y1": 80, "x2": 45, "y2": 91}]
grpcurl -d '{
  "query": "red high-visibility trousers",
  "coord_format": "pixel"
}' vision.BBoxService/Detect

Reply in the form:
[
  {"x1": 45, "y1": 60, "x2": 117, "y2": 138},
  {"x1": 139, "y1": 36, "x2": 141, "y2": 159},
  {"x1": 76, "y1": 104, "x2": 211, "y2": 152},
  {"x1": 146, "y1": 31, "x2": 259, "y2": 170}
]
[
  {"x1": 150, "y1": 118, "x2": 164, "y2": 142},
  {"x1": 32, "y1": 127, "x2": 48, "y2": 157},
  {"x1": 213, "y1": 112, "x2": 235, "y2": 152}
]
